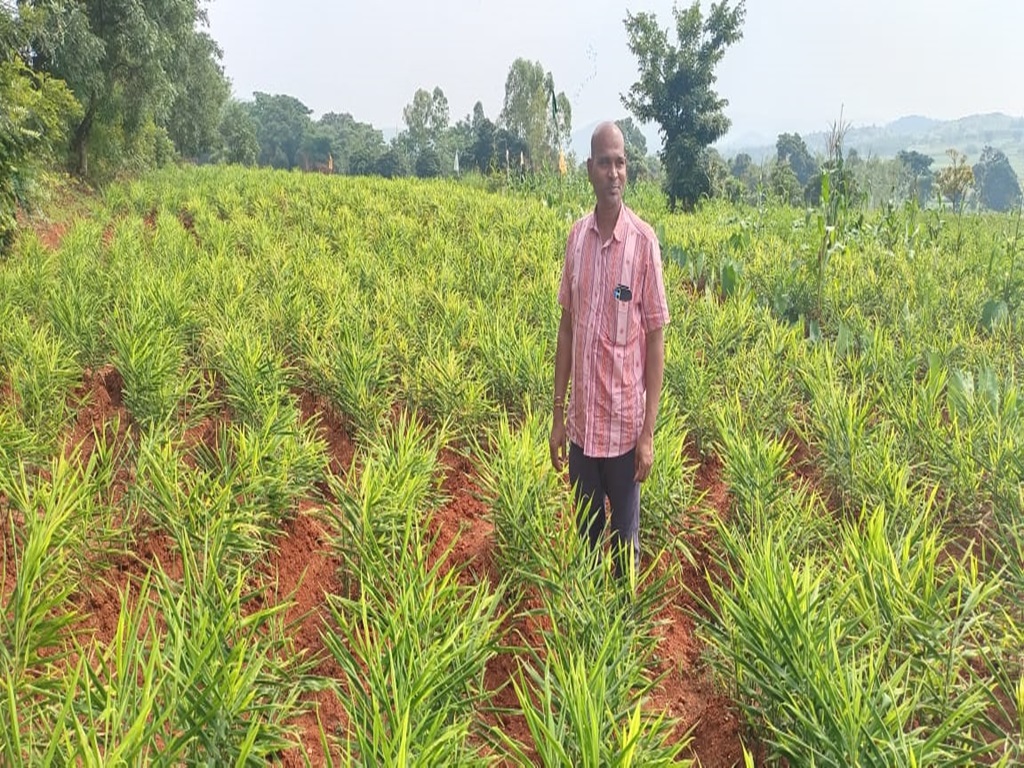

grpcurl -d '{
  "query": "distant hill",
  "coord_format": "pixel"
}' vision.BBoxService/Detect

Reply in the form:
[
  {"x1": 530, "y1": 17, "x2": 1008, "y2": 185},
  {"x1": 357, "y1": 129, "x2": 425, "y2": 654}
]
[{"x1": 716, "y1": 112, "x2": 1024, "y2": 177}]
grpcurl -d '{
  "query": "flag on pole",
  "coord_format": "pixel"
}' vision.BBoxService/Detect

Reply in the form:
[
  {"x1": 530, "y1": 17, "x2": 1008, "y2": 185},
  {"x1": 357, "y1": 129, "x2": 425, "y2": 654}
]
[
  {"x1": 454, "y1": 151, "x2": 460, "y2": 174},
  {"x1": 327, "y1": 153, "x2": 334, "y2": 173},
  {"x1": 520, "y1": 151, "x2": 525, "y2": 168},
  {"x1": 558, "y1": 150, "x2": 567, "y2": 176}
]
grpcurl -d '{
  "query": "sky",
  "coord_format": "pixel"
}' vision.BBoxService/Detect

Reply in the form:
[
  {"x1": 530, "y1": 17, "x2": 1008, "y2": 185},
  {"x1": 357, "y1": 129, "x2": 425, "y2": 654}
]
[{"x1": 206, "y1": 0, "x2": 1024, "y2": 149}]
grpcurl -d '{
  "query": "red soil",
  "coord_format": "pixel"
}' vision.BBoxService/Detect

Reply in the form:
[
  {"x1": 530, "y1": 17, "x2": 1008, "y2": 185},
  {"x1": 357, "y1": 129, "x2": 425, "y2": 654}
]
[
  {"x1": 70, "y1": 526, "x2": 185, "y2": 657},
  {"x1": 269, "y1": 505, "x2": 348, "y2": 768},
  {"x1": 273, "y1": 399, "x2": 356, "y2": 766},
  {"x1": 38, "y1": 220, "x2": 70, "y2": 251},
  {"x1": 297, "y1": 390, "x2": 357, "y2": 478},
  {"x1": 0, "y1": 508, "x2": 17, "y2": 610},
  {"x1": 669, "y1": 448, "x2": 753, "y2": 767},
  {"x1": 64, "y1": 366, "x2": 132, "y2": 472},
  {"x1": 784, "y1": 428, "x2": 841, "y2": 512},
  {"x1": 16, "y1": 374, "x2": 754, "y2": 766}
]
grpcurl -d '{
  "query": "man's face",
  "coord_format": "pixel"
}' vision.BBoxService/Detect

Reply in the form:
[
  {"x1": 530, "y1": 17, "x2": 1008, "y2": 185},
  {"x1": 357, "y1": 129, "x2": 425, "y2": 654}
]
[{"x1": 587, "y1": 131, "x2": 627, "y2": 208}]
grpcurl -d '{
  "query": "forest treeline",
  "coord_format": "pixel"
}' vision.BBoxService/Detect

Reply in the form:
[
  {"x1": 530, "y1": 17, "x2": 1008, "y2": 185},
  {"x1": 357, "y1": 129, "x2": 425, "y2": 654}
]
[{"x1": 2, "y1": 1, "x2": 1020, "y2": 251}]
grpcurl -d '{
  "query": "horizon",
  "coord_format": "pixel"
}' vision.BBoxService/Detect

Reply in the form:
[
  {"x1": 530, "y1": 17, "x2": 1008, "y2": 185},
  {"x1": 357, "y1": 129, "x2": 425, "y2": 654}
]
[{"x1": 206, "y1": 0, "x2": 1024, "y2": 152}]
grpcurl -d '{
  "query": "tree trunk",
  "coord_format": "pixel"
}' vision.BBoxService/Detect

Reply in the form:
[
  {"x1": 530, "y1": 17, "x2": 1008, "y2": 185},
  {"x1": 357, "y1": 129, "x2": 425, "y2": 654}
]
[{"x1": 71, "y1": 100, "x2": 96, "y2": 177}]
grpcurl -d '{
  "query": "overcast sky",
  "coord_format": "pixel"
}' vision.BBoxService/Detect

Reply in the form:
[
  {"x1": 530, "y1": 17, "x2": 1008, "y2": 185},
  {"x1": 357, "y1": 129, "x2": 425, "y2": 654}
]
[{"x1": 206, "y1": 0, "x2": 1024, "y2": 146}]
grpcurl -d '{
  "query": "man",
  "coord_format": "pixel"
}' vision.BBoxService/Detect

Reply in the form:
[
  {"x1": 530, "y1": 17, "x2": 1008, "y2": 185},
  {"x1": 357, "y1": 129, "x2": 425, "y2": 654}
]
[{"x1": 549, "y1": 121, "x2": 669, "y2": 576}]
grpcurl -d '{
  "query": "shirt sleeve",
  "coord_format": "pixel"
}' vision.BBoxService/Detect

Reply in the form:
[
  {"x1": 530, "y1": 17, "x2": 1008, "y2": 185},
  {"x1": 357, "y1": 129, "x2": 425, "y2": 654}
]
[
  {"x1": 640, "y1": 235, "x2": 670, "y2": 333},
  {"x1": 557, "y1": 222, "x2": 577, "y2": 311}
]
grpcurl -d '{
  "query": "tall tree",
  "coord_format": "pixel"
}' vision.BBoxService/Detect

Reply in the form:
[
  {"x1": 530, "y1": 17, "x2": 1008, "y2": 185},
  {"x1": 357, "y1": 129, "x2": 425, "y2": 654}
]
[
  {"x1": 20, "y1": 0, "x2": 219, "y2": 176},
  {"x1": 973, "y1": 146, "x2": 1022, "y2": 212},
  {"x1": 247, "y1": 92, "x2": 312, "y2": 169},
  {"x1": 315, "y1": 112, "x2": 384, "y2": 175},
  {"x1": 499, "y1": 58, "x2": 571, "y2": 170},
  {"x1": 164, "y1": 30, "x2": 230, "y2": 160},
  {"x1": 623, "y1": 1, "x2": 746, "y2": 210},
  {"x1": 897, "y1": 149, "x2": 934, "y2": 204},
  {"x1": 469, "y1": 101, "x2": 498, "y2": 173},
  {"x1": 935, "y1": 149, "x2": 974, "y2": 213},
  {"x1": 402, "y1": 87, "x2": 449, "y2": 154},
  {"x1": 217, "y1": 99, "x2": 258, "y2": 166},
  {"x1": 776, "y1": 132, "x2": 816, "y2": 186},
  {"x1": 616, "y1": 117, "x2": 648, "y2": 164},
  {"x1": 401, "y1": 86, "x2": 451, "y2": 174}
]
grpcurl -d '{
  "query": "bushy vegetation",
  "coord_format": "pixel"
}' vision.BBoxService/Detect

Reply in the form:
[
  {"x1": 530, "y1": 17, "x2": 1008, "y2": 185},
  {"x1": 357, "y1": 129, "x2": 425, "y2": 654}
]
[{"x1": 1, "y1": 166, "x2": 1022, "y2": 763}]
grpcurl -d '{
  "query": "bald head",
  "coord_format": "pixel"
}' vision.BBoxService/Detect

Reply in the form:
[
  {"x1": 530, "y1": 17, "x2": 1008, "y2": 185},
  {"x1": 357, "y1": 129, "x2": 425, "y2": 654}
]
[
  {"x1": 587, "y1": 121, "x2": 627, "y2": 213},
  {"x1": 590, "y1": 122, "x2": 624, "y2": 159}
]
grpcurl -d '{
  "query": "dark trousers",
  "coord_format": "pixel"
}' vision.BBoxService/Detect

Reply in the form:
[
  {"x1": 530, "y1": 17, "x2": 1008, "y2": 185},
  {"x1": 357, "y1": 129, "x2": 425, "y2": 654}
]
[{"x1": 568, "y1": 442, "x2": 641, "y2": 575}]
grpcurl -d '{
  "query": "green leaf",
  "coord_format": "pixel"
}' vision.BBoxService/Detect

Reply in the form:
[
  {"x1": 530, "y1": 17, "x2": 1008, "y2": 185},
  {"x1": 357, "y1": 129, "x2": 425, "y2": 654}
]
[
  {"x1": 720, "y1": 259, "x2": 741, "y2": 298},
  {"x1": 807, "y1": 318, "x2": 821, "y2": 344},
  {"x1": 976, "y1": 367, "x2": 1000, "y2": 416},
  {"x1": 948, "y1": 368, "x2": 974, "y2": 419},
  {"x1": 668, "y1": 244, "x2": 687, "y2": 270},
  {"x1": 836, "y1": 322, "x2": 853, "y2": 359},
  {"x1": 980, "y1": 298, "x2": 1009, "y2": 332}
]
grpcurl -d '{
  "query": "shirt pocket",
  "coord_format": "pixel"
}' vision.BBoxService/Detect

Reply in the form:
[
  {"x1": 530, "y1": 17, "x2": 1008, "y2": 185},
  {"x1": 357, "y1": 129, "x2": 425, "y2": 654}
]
[{"x1": 601, "y1": 290, "x2": 634, "y2": 347}]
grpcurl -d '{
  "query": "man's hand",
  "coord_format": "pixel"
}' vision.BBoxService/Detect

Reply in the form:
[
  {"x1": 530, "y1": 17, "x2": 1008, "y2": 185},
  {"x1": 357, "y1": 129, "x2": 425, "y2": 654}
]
[
  {"x1": 550, "y1": 421, "x2": 568, "y2": 472},
  {"x1": 634, "y1": 431, "x2": 654, "y2": 483}
]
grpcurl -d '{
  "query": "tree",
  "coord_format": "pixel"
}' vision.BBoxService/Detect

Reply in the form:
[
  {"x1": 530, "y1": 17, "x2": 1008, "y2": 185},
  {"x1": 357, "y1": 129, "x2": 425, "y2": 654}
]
[
  {"x1": 616, "y1": 117, "x2": 648, "y2": 163},
  {"x1": 494, "y1": 127, "x2": 530, "y2": 173},
  {"x1": 0, "y1": 52, "x2": 80, "y2": 250},
  {"x1": 164, "y1": 30, "x2": 230, "y2": 160},
  {"x1": 776, "y1": 132, "x2": 816, "y2": 186},
  {"x1": 769, "y1": 160, "x2": 802, "y2": 206},
  {"x1": 20, "y1": 0, "x2": 219, "y2": 177},
  {"x1": 623, "y1": 1, "x2": 746, "y2": 210},
  {"x1": 897, "y1": 149, "x2": 934, "y2": 204},
  {"x1": 704, "y1": 147, "x2": 734, "y2": 200},
  {"x1": 499, "y1": 58, "x2": 571, "y2": 170},
  {"x1": 729, "y1": 153, "x2": 752, "y2": 179},
  {"x1": 247, "y1": 93, "x2": 312, "y2": 169},
  {"x1": 469, "y1": 101, "x2": 498, "y2": 173},
  {"x1": 316, "y1": 112, "x2": 385, "y2": 175},
  {"x1": 376, "y1": 145, "x2": 409, "y2": 178},
  {"x1": 216, "y1": 99, "x2": 258, "y2": 166},
  {"x1": 415, "y1": 147, "x2": 442, "y2": 178},
  {"x1": 728, "y1": 152, "x2": 760, "y2": 201},
  {"x1": 935, "y1": 149, "x2": 974, "y2": 213},
  {"x1": 973, "y1": 146, "x2": 1021, "y2": 212},
  {"x1": 402, "y1": 86, "x2": 450, "y2": 161}
]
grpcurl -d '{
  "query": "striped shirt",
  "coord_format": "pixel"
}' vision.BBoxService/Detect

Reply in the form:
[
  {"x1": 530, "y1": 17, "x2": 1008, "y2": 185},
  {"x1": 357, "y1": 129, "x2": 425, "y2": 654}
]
[{"x1": 557, "y1": 204, "x2": 670, "y2": 458}]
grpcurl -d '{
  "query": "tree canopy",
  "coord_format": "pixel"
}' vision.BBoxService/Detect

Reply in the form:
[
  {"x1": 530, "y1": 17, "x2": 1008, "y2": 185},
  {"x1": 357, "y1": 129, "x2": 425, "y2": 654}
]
[
  {"x1": 18, "y1": 0, "x2": 227, "y2": 177},
  {"x1": 315, "y1": 113, "x2": 385, "y2": 175},
  {"x1": 403, "y1": 87, "x2": 450, "y2": 157},
  {"x1": 623, "y1": 1, "x2": 746, "y2": 210},
  {"x1": 973, "y1": 146, "x2": 1022, "y2": 212},
  {"x1": 217, "y1": 99, "x2": 259, "y2": 166},
  {"x1": 1, "y1": 5, "x2": 80, "y2": 249},
  {"x1": 935, "y1": 149, "x2": 974, "y2": 213},
  {"x1": 897, "y1": 149, "x2": 934, "y2": 204},
  {"x1": 499, "y1": 58, "x2": 571, "y2": 170},
  {"x1": 776, "y1": 133, "x2": 816, "y2": 187},
  {"x1": 247, "y1": 93, "x2": 312, "y2": 169}
]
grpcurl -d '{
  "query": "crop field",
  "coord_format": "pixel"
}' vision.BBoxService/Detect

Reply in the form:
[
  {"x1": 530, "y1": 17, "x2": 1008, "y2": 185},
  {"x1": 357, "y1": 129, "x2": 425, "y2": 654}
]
[{"x1": 1, "y1": 166, "x2": 1023, "y2": 766}]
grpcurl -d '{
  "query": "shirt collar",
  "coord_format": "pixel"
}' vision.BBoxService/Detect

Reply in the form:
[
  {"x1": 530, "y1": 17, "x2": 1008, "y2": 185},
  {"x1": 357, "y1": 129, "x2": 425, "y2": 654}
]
[{"x1": 590, "y1": 203, "x2": 628, "y2": 244}]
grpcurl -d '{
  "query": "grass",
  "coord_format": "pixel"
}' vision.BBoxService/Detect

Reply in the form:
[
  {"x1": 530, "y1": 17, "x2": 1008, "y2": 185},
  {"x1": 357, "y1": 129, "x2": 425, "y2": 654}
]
[{"x1": 0, "y1": 164, "x2": 1022, "y2": 764}]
